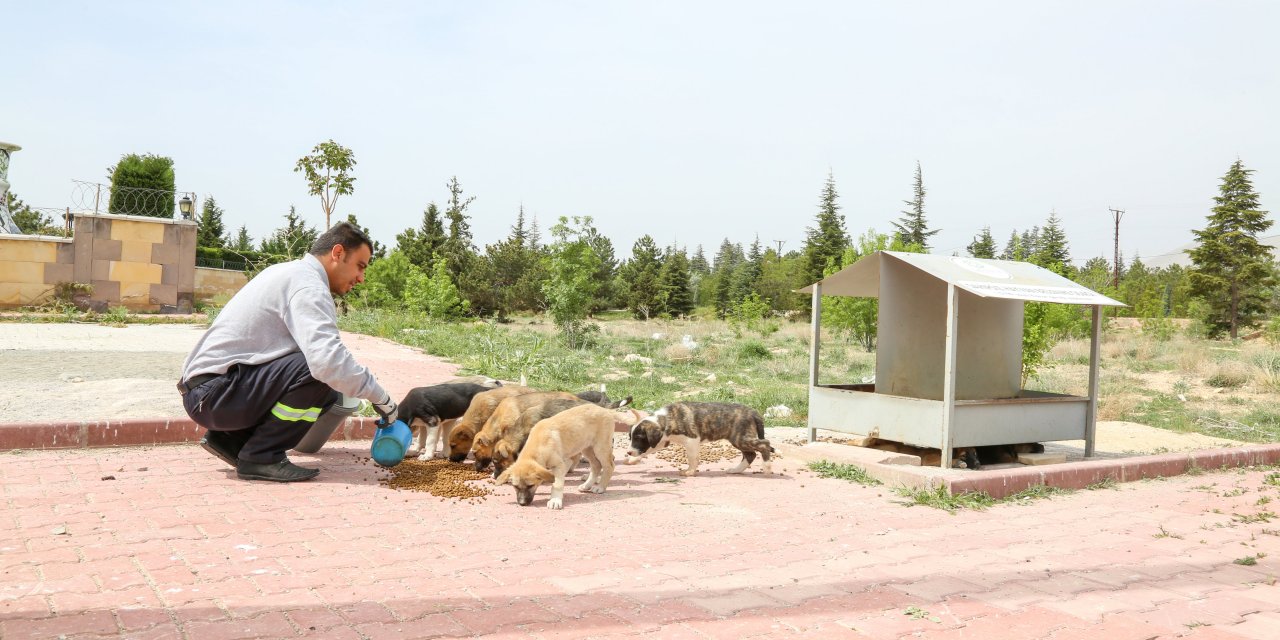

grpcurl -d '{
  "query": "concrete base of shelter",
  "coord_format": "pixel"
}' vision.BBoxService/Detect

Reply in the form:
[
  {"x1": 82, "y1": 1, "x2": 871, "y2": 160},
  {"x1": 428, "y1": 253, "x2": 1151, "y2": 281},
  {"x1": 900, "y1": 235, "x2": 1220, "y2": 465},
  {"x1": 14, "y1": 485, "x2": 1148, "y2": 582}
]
[{"x1": 774, "y1": 439, "x2": 1280, "y2": 499}]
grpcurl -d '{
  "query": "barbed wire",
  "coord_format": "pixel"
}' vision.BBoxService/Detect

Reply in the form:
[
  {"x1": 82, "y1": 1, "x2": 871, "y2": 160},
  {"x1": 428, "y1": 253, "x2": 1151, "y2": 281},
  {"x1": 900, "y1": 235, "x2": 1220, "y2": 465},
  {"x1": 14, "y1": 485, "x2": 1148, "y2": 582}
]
[{"x1": 70, "y1": 180, "x2": 193, "y2": 218}]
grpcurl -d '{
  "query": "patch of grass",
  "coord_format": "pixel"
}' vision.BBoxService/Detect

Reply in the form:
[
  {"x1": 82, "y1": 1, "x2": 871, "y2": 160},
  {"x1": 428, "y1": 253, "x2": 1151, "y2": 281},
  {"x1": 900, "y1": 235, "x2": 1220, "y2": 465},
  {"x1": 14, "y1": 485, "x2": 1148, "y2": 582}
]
[
  {"x1": 1085, "y1": 477, "x2": 1119, "y2": 491},
  {"x1": 1232, "y1": 511, "x2": 1276, "y2": 524},
  {"x1": 808, "y1": 461, "x2": 881, "y2": 486},
  {"x1": 893, "y1": 483, "x2": 1072, "y2": 514},
  {"x1": 1233, "y1": 555, "x2": 1263, "y2": 566},
  {"x1": 1154, "y1": 525, "x2": 1183, "y2": 539},
  {"x1": 1122, "y1": 393, "x2": 1201, "y2": 433},
  {"x1": 893, "y1": 486, "x2": 996, "y2": 513},
  {"x1": 1205, "y1": 362, "x2": 1250, "y2": 389}
]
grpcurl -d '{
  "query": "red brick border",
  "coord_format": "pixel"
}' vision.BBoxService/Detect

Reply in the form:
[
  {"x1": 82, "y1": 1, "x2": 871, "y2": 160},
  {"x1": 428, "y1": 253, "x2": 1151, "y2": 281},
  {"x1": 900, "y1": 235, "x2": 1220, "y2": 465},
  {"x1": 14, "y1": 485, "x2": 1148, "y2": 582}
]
[
  {"x1": 946, "y1": 445, "x2": 1280, "y2": 499},
  {"x1": 0, "y1": 416, "x2": 384, "y2": 451}
]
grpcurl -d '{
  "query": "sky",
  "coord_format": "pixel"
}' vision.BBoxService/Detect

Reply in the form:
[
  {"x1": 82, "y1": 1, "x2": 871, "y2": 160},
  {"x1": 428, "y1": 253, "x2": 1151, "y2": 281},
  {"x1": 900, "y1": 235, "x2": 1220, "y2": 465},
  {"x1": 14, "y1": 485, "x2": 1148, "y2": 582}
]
[{"x1": 5, "y1": 1, "x2": 1278, "y2": 267}]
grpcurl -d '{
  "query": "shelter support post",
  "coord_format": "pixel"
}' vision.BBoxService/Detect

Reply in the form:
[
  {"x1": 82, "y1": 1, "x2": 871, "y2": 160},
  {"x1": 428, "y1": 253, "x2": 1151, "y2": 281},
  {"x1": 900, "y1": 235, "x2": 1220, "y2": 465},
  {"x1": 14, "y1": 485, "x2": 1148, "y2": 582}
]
[
  {"x1": 1084, "y1": 305, "x2": 1102, "y2": 457},
  {"x1": 940, "y1": 283, "x2": 959, "y2": 468},
  {"x1": 808, "y1": 282, "x2": 822, "y2": 443}
]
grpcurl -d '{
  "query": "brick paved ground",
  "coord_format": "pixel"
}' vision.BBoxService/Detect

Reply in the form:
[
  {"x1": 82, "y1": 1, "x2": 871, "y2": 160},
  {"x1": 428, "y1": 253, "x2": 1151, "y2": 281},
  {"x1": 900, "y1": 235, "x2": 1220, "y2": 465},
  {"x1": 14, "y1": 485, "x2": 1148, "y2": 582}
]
[
  {"x1": 2, "y1": 330, "x2": 1279, "y2": 639},
  {"x1": 3, "y1": 439, "x2": 1279, "y2": 639}
]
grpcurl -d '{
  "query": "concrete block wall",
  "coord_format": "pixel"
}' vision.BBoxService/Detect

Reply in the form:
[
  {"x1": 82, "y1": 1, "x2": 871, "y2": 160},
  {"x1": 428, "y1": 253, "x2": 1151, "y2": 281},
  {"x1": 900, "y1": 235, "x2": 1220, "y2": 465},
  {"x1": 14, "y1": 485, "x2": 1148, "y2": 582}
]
[{"x1": 0, "y1": 212, "x2": 197, "y2": 312}]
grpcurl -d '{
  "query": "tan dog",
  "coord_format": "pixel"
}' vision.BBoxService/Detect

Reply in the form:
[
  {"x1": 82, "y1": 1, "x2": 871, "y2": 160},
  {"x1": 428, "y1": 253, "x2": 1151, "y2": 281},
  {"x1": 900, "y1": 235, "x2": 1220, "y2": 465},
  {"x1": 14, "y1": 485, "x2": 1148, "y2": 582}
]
[
  {"x1": 444, "y1": 386, "x2": 535, "y2": 462},
  {"x1": 476, "y1": 393, "x2": 633, "y2": 475},
  {"x1": 470, "y1": 391, "x2": 581, "y2": 471},
  {"x1": 494, "y1": 403, "x2": 617, "y2": 509}
]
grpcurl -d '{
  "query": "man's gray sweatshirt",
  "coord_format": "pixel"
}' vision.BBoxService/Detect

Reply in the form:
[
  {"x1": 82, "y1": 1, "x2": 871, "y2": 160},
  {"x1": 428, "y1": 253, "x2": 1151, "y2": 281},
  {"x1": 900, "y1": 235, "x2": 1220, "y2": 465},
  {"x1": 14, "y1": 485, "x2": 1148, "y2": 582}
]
[{"x1": 181, "y1": 254, "x2": 389, "y2": 404}]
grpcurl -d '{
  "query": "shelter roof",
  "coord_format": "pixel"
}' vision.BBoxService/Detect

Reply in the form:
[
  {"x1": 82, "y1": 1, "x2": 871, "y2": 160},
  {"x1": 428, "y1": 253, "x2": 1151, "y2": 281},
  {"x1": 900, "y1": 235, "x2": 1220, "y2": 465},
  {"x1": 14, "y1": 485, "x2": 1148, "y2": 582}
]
[{"x1": 798, "y1": 251, "x2": 1125, "y2": 306}]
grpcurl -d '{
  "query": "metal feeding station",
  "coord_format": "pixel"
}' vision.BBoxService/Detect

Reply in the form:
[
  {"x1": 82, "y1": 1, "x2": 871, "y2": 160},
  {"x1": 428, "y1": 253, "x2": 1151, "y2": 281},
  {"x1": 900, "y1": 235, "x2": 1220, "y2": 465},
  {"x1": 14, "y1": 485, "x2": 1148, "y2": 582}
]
[{"x1": 801, "y1": 251, "x2": 1124, "y2": 467}]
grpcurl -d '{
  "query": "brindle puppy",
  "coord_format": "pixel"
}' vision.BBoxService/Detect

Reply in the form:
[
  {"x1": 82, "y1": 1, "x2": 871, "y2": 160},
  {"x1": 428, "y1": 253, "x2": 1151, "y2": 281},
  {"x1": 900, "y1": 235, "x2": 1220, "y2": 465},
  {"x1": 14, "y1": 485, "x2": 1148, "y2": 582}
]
[{"x1": 627, "y1": 402, "x2": 774, "y2": 476}]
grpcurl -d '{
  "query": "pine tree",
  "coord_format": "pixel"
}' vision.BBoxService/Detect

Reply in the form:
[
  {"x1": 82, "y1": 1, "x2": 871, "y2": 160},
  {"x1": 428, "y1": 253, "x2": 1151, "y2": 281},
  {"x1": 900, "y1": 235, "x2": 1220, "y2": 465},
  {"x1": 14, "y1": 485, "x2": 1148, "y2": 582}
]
[
  {"x1": 396, "y1": 202, "x2": 446, "y2": 269},
  {"x1": 229, "y1": 225, "x2": 253, "y2": 251},
  {"x1": 259, "y1": 206, "x2": 318, "y2": 258},
  {"x1": 485, "y1": 207, "x2": 546, "y2": 317},
  {"x1": 712, "y1": 238, "x2": 746, "y2": 317},
  {"x1": 1001, "y1": 229, "x2": 1025, "y2": 261},
  {"x1": 891, "y1": 162, "x2": 937, "y2": 251},
  {"x1": 440, "y1": 176, "x2": 476, "y2": 279},
  {"x1": 622, "y1": 235, "x2": 663, "y2": 319},
  {"x1": 580, "y1": 218, "x2": 618, "y2": 313},
  {"x1": 802, "y1": 172, "x2": 849, "y2": 283},
  {"x1": 344, "y1": 214, "x2": 386, "y2": 259},
  {"x1": 689, "y1": 244, "x2": 710, "y2": 274},
  {"x1": 728, "y1": 236, "x2": 764, "y2": 304},
  {"x1": 657, "y1": 246, "x2": 695, "y2": 318},
  {"x1": 967, "y1": 226, "x2": 997, "y2": 259},
  {"x1": 1188, "y1": 160, "x2": 1276, "y2": 338},
  {"x1": 1020, "y1": 226, "x2": 1041, "y2": 259},
  {"x1": 1033, "y1": 212, "x2": 1071, "y2": 276},
  {"x1": 196, "y1": 196, "x2": 227, "y2": 248}
]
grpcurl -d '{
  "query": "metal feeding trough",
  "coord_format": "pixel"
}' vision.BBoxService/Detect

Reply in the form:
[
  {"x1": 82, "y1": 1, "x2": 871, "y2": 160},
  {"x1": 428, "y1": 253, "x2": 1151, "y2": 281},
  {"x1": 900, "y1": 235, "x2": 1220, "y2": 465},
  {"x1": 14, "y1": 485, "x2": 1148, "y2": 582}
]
[{"x1": 800, "y1": 251, "x2": 1125, "y2": 467}]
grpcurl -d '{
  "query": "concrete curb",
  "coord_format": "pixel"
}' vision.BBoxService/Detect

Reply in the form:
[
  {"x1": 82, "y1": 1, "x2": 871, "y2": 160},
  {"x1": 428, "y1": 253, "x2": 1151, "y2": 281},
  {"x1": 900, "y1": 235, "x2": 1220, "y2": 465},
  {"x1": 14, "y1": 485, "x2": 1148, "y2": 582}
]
[
  {"x1": 775, "y1": 440, "x2": 1280, "y2": 499},
  {"x1": 0, "y1": 409, "x2": 647, "y2": 452},
  {"x1": 0, "y1": 416, "x2": 384, "y2": 451}
]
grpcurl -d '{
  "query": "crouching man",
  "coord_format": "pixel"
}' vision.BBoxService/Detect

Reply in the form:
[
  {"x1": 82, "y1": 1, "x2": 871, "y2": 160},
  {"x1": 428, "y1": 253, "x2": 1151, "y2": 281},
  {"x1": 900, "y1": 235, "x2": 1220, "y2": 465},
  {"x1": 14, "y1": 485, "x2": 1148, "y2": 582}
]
[{"x1": 178, "y1": 222, "x2": 397, "y2": 482}]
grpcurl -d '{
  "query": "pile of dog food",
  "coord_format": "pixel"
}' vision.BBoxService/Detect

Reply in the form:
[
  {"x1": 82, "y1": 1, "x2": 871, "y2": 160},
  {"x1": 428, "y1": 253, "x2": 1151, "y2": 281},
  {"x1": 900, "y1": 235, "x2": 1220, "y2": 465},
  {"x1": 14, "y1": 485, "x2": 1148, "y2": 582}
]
[
  {"x1": 653, "y1": 440, "x2": 743, "y2": 467},
  {"x1": 380, "y1": 459, "x2": 494, "y2": 501}
]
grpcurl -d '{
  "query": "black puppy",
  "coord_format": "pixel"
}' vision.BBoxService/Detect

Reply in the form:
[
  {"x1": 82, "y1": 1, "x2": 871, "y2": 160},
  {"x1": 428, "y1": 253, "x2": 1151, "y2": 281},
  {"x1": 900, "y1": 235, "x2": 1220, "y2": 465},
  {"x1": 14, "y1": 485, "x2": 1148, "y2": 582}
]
[{"x1": 399, "y1": 383, "x2": 492, "y2": 459}]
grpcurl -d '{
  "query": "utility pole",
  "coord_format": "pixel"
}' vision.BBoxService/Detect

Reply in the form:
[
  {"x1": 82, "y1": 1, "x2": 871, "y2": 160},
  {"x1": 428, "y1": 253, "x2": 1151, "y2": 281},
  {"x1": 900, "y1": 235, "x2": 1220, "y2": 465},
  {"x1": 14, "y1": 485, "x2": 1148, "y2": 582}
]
[
  {"x1": 772, "y1": 239, "x2": 785, "y2": 256},
  {"x1": 1109, "y1": 207, "x2": 1125, "y2": 289}
]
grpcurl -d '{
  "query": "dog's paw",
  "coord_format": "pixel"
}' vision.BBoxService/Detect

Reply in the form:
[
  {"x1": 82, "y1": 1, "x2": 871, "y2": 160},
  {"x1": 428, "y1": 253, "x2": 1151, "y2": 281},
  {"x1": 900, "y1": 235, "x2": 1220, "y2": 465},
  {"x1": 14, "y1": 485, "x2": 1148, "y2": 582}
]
[
  {"x1": 415, "y1": 451, "x2": 434, "y2": 461},
  {"x1": 547, "y1": 497, "x2": 563, "y2": 510},
  {"x1": 577, "y1": 481, "x2": 593, "y2": 492},
  {"x1": 680, "y1": 469, "x2": 697, "y2": 477},
  {"x1": 622, "y1": 456, "x2": 641, "y2": 466},
  {"x1": 587, "y1": 485, "x2": 605, "y2": 494}
]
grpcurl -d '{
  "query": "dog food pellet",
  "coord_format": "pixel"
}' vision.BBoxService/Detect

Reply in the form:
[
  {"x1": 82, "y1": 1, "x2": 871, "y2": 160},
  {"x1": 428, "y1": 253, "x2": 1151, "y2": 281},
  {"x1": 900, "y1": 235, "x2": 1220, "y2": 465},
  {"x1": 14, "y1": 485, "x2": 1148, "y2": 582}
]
[{"x1": 379, "y1": 458, "x2": 494, "y2": 500}]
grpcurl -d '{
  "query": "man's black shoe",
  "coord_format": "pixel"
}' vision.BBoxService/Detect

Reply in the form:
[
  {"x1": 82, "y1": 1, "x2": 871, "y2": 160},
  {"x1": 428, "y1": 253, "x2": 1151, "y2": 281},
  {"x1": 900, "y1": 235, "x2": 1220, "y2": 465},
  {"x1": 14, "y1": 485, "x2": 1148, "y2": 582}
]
[
  {"x1": 199, "y1": 433, "x2": 239, "y2": 468},
  {"x1": 236, "y1": 459, "x2": 320, "y2": 482}
]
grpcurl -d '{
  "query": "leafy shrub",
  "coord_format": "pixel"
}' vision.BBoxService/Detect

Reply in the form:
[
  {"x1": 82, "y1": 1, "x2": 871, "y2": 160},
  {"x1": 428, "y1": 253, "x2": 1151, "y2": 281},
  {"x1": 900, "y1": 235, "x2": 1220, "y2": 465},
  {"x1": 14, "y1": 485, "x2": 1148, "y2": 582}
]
[
  {"x1": 405, "y1": 260, "x2": 469, "y2": 320},
  {"x1": 1205, "y1": 363, "x2": 1249, "y2": 389},
  {"x1": 737, "y1": 339, "x2": 771, "y2": 361},
  {"x1": 1142, "y1": 316, "x2": 1175, "y2": 342}
]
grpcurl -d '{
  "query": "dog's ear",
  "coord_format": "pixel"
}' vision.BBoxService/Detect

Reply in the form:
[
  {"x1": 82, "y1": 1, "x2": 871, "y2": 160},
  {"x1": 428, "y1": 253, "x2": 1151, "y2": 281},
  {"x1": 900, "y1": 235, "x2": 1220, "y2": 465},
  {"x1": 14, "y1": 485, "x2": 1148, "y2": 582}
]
[
  {"x1": 494, "y1": 468, "x2": 512, "y2": 485},
  {"x1": 495, "y1": 440, "x2": 514, "y2": 460},
  {"x1": 533, "y1": 463, "x2": 555, "y2": 486}
]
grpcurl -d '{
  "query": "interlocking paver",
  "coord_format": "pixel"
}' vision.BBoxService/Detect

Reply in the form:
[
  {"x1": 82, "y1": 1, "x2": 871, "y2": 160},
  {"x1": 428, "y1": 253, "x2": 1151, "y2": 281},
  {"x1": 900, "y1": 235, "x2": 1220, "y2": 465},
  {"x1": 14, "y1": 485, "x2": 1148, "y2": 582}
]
[{"x1": 3, "y1": 331, "x2": 1280, "y2": 638}]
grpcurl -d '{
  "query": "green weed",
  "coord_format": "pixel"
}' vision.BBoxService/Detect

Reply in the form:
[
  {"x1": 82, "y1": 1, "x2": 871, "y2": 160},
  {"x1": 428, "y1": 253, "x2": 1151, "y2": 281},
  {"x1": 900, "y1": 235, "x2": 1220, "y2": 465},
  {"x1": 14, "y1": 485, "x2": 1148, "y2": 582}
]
[{"x1": 808, "y1": 461, "x2": 881, "y2": 486}]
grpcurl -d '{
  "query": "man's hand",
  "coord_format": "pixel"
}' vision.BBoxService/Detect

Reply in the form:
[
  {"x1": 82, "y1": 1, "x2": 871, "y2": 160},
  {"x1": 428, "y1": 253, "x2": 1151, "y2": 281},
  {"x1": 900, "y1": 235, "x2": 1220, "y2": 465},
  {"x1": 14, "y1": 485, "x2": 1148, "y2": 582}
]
[{"x1": 373, "y1": 395, "x2": 398, "y2": 424}]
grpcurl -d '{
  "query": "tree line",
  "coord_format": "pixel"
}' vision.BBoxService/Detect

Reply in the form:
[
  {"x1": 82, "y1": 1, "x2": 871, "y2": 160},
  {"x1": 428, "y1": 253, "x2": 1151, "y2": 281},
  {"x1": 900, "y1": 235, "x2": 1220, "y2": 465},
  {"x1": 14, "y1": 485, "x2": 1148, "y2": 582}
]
[{"x1": 52, "y1": 140, "x2": 1272, "y2": 343}]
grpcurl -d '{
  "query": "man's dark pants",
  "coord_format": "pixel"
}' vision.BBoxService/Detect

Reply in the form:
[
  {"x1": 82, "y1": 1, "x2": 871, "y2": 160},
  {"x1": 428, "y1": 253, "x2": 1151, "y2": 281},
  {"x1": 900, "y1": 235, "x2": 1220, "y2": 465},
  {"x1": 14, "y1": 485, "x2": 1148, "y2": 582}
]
[{"x1": 182, "y1": 353, "x2": 339, "y2": 464}]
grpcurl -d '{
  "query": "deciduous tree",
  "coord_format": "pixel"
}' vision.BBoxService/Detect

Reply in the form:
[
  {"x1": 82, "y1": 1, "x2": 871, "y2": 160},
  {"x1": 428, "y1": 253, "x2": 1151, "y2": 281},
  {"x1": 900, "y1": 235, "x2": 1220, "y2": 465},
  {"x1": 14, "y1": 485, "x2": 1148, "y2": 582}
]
[{"x1": 294, "y1": 139, "x2": 356, "y2": 230}]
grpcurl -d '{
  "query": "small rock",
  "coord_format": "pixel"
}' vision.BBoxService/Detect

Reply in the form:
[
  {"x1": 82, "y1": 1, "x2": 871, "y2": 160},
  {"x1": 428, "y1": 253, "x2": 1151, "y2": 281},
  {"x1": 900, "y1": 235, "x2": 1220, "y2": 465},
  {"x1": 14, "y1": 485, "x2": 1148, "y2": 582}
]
[
  {"x1": 51, "y1": 525, "x2": 68, "y2": 536},
  {"x1": 101, "y1": 475, "x2": 116, "y2": 481},
  {"x1": 704, "y1": 373, "x2": 717, "y2": 383}
]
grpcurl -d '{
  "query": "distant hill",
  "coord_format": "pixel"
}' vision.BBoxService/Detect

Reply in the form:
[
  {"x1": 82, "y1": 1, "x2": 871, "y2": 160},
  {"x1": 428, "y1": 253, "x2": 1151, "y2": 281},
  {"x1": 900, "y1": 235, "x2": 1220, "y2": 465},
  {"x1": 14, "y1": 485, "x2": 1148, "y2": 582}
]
[{"x1": 1142, "y1": 234, "x2": 1280, "y2": 269}]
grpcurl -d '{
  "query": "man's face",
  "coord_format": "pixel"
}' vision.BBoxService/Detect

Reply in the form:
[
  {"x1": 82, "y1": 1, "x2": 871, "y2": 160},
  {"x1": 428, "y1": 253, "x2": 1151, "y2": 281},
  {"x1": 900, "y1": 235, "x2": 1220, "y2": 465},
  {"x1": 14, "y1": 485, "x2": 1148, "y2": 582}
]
[{"x1": 328, "y1": 243, "x2": 371, "y2": 295}]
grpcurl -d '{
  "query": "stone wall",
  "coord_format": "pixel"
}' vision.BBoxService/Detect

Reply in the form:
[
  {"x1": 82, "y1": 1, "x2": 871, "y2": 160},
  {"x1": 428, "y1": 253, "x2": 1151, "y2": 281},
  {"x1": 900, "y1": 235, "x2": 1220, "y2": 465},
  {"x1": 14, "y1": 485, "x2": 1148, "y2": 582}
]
[
  {"x1": 194, "y1": 266, "x2": 248, "y2": 303},
  {"x1": 0, "y1": 212, "x2": 197, "y2": 312}
]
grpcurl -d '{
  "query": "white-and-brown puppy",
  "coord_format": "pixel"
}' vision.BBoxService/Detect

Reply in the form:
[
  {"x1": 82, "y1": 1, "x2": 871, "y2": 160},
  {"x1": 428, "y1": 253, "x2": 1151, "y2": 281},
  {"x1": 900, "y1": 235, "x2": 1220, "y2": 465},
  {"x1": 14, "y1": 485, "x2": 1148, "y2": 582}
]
[
  {"x1": 494, "y1": 403, "x2": 617, "y2": 509},
  {"x1": 626, "y1": 402, "x2": 774, "y2": 476}
]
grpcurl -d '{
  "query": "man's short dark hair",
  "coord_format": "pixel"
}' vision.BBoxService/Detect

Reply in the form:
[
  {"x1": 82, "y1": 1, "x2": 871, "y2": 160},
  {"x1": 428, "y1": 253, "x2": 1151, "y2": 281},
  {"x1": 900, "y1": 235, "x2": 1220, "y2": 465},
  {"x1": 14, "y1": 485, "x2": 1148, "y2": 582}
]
[{"x1": 310, "y1": 221, "x2": 373, "y2": 258}]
